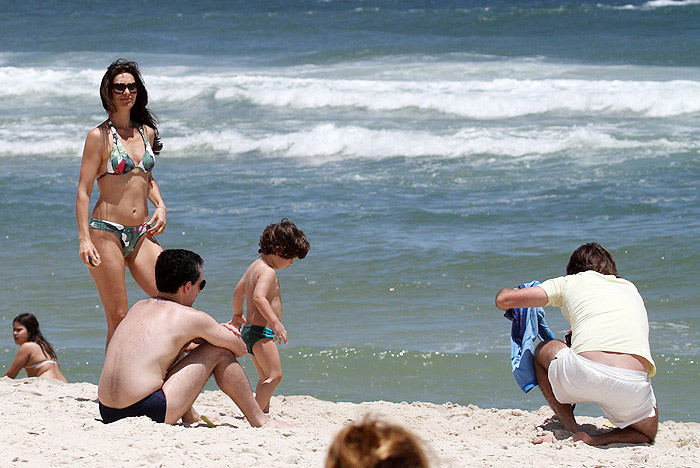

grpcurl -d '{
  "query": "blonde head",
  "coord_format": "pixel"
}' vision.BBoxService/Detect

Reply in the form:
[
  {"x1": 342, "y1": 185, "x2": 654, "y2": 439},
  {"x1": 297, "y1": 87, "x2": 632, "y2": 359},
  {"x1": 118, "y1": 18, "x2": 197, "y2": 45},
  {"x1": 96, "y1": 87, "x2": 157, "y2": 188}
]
[{"x1": 325, "y1": 418, "x2": 430, "y2": 468}]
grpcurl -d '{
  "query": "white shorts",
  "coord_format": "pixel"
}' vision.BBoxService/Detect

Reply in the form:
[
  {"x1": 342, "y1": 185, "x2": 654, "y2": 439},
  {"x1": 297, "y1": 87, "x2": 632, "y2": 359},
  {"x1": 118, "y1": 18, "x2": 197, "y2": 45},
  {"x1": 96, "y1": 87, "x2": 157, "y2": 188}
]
[{"x1": 548, "y1": 347, "x2": 656, "y2": 428}]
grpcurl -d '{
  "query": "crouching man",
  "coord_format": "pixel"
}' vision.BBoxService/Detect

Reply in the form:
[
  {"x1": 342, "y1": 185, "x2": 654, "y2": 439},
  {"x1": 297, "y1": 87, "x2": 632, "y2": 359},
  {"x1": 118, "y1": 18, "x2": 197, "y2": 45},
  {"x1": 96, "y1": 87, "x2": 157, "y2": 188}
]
[{"x1": 495, "y1": 243, "x2": 657, "y2": 446}]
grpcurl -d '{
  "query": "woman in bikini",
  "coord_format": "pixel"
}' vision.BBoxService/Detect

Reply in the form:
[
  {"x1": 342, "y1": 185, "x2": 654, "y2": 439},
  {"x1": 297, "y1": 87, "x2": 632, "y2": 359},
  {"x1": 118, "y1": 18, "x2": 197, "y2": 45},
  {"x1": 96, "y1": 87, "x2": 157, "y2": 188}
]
[
  {"x1": 4, "y1": 313, "x2": 67, "y2": 382},
  {"x1": 76, "y1": 59, "x2": 167, "y2": 346}
]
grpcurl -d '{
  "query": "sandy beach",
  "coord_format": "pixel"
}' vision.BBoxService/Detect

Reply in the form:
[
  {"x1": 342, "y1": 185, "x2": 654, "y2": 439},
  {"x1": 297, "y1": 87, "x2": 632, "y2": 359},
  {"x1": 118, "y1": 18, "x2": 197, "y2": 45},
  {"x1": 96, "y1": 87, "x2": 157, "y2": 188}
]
[{"x1": 1, "y1": 378, "x2": 697, "y2": 468}]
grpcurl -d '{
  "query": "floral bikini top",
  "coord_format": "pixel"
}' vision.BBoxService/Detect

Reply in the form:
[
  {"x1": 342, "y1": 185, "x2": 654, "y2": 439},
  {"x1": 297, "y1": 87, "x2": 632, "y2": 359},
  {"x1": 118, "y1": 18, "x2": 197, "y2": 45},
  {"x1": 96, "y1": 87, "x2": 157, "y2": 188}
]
[{"x1": 98, "y1": 120, "x2": 155, "y2": 179}]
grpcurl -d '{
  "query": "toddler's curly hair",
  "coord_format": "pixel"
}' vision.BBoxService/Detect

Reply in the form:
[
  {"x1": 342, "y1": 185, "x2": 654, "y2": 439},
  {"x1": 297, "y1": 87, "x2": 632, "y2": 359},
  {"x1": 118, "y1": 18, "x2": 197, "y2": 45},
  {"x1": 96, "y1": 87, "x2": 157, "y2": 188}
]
[{"x1": 258, "y1": 218, "x2": 309, "y2": 260}]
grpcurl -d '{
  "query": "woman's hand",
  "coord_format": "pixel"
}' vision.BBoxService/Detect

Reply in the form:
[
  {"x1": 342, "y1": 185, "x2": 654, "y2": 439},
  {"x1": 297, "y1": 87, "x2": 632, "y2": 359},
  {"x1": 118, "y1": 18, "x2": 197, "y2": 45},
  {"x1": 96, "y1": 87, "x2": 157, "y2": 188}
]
[
  {"x1": 79, "y1": 238, "x2": 101, "y2": 268},
  {"x1": 147, "y1": 206, "x2": 167, "y2": 235}
]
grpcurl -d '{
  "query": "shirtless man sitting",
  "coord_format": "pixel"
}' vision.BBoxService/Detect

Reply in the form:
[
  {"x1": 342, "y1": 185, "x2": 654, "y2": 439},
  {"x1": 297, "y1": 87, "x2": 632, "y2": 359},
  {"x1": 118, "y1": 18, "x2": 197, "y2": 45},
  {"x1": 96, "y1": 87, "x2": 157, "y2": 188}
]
[
  {"x1": 495, "y1": 243, "x2": 657, "y2": 446},
  {"x1": 98, "y1": 248, "x2": 285, "y2": 427}
]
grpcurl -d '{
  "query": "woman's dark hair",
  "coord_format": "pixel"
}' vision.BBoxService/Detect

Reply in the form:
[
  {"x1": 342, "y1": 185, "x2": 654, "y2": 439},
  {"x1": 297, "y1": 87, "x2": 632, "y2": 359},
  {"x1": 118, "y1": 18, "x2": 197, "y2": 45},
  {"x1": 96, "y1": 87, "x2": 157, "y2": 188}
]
[
  {"x1": 99, "y1": 58, "x2": 162, "y2": 154},
  {"x1": 13, "y1": 313, "x2": 58, "y2": 361},
  {"x1": 566, "y1": 242, "x2": 618, "y2": 276},
  {"x1": 155, "y1": 249, "x2": 204, "y2": 293},
  {"x1": 259, "y1": 218, "x2": 310, "y2": 260}
]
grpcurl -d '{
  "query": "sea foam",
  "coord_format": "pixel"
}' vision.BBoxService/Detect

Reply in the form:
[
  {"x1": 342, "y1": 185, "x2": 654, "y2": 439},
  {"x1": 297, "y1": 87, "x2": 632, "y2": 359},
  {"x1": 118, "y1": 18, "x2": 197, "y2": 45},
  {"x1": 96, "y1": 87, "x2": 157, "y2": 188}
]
[
  {"x1": 3, "y1": 64, "x2": 700, "y2": 119},
  {"x1": 166, "y1": 75, "x2": 700, "y2": 119},
  {"x1": 162, "y1": 124, "x2": 687, "y2": 163},
  {"x1": 0, "y1": 121, "x2": 690, "y2": 161}
]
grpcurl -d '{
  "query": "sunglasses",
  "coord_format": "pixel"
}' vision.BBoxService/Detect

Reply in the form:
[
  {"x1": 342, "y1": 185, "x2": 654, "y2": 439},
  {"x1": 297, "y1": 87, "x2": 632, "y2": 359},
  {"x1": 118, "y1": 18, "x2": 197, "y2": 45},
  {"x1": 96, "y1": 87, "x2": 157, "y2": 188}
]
[
  {"x1": 198, "y1": 279, "x2": 206, "y2": 291},
  {"x1": 112, "y1": 82, "x2": 138, "y2": 94}
]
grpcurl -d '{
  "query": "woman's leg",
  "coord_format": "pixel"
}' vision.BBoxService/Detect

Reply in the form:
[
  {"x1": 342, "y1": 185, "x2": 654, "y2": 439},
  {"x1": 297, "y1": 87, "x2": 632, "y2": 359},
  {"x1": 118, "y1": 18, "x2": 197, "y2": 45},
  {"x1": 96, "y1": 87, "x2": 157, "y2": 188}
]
[
  {"x1": 126, "y1": 234, "x2": 162, "y2": 297},
  {"x1": 88, "y1": 228, "x2": 128, "y2": 347}
]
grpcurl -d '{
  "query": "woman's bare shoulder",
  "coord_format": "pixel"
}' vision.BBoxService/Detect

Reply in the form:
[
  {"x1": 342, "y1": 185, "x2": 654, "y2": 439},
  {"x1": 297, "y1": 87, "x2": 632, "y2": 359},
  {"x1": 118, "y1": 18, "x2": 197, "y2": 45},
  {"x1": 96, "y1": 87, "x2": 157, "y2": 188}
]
[
  {"x1": 82, "y1": 122, "x2": 112, "y2": 160},
  {"x1": 141, "y1": 124, "x2": 156, "y2": 142},
  {"x1": 85, "y1": 121, "x2": 110, "y2": 142}
]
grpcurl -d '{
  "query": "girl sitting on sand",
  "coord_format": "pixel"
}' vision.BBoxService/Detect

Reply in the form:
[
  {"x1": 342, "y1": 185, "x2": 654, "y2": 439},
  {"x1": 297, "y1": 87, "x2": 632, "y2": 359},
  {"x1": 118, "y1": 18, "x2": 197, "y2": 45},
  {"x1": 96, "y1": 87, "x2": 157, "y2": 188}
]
[{"x1": 4, "y1": 313, "x2": 67, "y2": 382}]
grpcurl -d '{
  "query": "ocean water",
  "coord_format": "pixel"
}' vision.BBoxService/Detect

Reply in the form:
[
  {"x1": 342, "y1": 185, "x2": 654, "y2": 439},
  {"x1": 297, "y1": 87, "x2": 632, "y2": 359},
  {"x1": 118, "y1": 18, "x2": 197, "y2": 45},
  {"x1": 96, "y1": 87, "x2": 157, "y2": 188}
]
[{"x1": 1, "y1": 1, "x2": 698, "y2": 423}]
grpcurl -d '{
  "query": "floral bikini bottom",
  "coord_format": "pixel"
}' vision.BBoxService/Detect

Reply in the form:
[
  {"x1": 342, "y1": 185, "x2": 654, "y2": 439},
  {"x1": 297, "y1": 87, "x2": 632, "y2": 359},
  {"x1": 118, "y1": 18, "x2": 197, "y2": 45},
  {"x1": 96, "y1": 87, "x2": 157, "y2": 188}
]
[{"x1": 89, "y1": 218, "x2": 150, "y2": 257}]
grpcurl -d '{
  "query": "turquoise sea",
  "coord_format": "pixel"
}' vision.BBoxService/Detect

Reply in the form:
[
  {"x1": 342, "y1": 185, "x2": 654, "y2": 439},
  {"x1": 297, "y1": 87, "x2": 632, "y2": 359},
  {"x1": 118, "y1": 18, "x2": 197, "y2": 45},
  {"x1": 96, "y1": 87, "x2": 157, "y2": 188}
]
[{"x1": 1, "y1": 1, "x2": 698, "y2": 423}]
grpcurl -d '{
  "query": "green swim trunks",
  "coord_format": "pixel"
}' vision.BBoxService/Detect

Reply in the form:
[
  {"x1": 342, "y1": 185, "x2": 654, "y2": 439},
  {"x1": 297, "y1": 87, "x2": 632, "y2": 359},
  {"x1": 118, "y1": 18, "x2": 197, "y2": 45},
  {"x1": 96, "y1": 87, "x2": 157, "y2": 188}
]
[{"x1": 241, "y1": 325, "x2": 275, "y2": 355}]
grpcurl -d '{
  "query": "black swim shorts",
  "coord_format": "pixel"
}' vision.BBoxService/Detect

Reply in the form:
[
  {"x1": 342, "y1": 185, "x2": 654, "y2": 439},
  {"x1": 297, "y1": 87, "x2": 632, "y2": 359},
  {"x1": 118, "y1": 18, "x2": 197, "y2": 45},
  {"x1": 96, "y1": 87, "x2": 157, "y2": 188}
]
[{"x1": 99, "y1": 388, "x2": 167, "y2": 424}]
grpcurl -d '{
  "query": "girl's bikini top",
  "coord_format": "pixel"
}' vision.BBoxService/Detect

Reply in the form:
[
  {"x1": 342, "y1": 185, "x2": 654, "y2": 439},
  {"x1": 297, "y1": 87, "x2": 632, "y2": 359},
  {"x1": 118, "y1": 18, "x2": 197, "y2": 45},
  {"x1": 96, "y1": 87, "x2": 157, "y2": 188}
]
[
  {"x1": 97, "y1": 120, "x2": 155, "y2": 179},
  {"x1": 25, "y1": 359, "x2": 58, "y2": 369}
]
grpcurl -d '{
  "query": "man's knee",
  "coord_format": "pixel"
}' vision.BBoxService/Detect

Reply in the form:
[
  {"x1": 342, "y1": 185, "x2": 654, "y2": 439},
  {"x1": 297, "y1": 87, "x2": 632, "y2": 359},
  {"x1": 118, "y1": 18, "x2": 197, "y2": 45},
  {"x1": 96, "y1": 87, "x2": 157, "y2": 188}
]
[
  {"x1": 198, "y1": 343, "x2": 238, "y2": 364},
  {"x1": 534, "y1": 340, "x2": 548, "y2": 355},
  {"x1": 214, "y1": 346, "x2": 238, "y2": 363},
  {"x1": 535, "y1": 339, "x2": 567, "y2": 364},
  {"x1": 645, "y1": 428, "x2": 657, "y2": 444}
]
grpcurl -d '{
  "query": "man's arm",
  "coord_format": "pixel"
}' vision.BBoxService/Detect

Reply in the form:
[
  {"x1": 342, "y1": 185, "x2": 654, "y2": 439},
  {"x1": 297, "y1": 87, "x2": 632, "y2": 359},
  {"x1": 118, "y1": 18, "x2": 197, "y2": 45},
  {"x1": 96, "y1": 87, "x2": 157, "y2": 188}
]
[
  {"x1": 188, "y1": 311, "x2": 247, "y2": 357},
  {"x1": 495, "y1": 286, "x2": 549, "y2": 310}
]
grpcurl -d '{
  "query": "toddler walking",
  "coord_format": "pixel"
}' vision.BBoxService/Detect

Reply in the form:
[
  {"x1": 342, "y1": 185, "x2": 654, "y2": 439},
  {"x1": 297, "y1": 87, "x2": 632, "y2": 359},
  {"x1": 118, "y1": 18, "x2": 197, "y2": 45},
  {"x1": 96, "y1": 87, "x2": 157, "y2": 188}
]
[{"x1": 232, "y1": 218, "x2": 309, "y2": 412}]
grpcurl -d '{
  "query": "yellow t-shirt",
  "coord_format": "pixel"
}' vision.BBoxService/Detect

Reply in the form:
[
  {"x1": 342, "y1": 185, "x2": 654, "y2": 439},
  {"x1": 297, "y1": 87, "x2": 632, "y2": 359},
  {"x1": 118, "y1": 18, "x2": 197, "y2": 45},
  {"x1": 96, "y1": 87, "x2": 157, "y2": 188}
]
[{"x1": 540, "y1": 271, "x2": 656, "y2": 376}]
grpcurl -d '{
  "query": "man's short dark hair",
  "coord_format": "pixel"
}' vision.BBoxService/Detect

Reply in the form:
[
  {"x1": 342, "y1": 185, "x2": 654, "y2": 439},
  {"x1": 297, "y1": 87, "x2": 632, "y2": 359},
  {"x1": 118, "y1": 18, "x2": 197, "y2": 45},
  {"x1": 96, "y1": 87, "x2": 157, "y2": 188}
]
[
  {"x1": 258, "y1": 218, "x2": 310, "y2": 260},
  {"x1": 566, "y1": 242, "x2": 618, "y2": 276},
  {"x1": 155, "y1": 249, "x2": 204, "y2": 293}
]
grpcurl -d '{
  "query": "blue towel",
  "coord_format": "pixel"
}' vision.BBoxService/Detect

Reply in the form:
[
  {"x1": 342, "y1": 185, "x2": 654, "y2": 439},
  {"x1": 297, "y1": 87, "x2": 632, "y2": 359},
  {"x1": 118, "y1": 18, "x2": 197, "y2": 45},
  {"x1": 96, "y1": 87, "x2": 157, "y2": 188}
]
[{"x1": 503, "y1": 281, "x2": 555, "y2": 393}]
